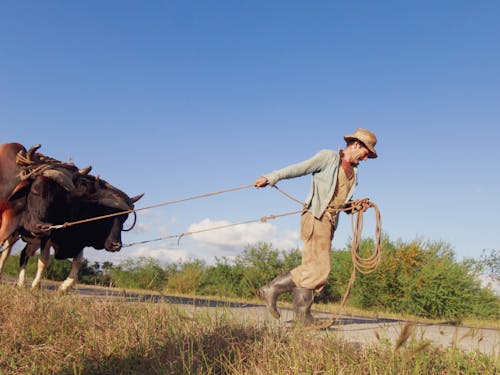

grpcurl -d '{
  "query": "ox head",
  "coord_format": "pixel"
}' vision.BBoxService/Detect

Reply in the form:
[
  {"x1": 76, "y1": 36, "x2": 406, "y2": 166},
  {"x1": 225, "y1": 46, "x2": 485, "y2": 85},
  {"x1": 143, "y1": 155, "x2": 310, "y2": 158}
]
[
  {"x1": 9, "y1": 168, "x2": 79, "y2": 237},
  {"x1": 71, "y1": 174, "x2": 143, "y2": 252}
]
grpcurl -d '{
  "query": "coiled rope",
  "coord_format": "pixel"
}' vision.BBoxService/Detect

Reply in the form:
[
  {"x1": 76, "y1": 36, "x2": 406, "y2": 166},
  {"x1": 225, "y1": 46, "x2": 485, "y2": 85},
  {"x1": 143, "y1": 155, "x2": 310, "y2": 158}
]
[{"x1": 317, "y1": 198, "x2": 382, "y2": 329}]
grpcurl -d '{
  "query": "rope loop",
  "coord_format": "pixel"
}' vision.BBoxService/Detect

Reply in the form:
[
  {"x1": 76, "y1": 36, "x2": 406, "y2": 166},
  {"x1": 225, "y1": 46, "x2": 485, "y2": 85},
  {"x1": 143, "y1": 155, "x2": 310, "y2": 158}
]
[{"x1": 316, "y1": 198, "x2": 382, "y2": 330}]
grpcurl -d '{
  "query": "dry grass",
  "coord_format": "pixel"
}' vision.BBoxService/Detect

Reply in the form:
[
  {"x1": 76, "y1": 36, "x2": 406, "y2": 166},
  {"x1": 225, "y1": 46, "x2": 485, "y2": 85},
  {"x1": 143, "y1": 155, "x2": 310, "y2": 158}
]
[{"x1": 0, "y1": 285, "x2": 498, "y2": 374}]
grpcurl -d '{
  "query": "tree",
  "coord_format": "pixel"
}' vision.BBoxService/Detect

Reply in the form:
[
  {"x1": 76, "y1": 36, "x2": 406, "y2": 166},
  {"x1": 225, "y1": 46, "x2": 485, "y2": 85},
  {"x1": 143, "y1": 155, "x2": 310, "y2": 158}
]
[{"x1": 479, "y1": 249, "x2": 500, "y2": 277}]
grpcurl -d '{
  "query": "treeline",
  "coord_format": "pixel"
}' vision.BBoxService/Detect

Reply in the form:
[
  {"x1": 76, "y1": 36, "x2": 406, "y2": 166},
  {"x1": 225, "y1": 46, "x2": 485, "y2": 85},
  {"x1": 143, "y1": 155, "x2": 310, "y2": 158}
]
[{"x1": 3, "y1": 236, "x2": 499, "y2": 320}]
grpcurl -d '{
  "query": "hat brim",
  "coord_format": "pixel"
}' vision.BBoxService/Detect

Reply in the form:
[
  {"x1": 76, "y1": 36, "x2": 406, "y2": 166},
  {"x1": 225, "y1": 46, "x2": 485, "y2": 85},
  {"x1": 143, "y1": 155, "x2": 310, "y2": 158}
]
[{"x1": 344, "y1": 135, "x2": 378, "y2": 159}]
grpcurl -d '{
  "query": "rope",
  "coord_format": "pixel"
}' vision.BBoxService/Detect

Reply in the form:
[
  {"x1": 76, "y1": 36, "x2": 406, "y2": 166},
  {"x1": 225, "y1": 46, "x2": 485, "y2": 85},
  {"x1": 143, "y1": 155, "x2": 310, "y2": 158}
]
[
  {"x1": 122, "y1": 209, "x2": 303, "y2": 248},
  {"x1": 48, "y1": 183, "x2": 255, "y2": 230},
  {"x1": 272, "y1": 185, "x2": 305, "y2": 206},
  {"x1": 316, "y1": 199, "x2": 382, "y2": 330},
  {"x1": 16, "y1": 146, "x2": 79, "y2": 181}
]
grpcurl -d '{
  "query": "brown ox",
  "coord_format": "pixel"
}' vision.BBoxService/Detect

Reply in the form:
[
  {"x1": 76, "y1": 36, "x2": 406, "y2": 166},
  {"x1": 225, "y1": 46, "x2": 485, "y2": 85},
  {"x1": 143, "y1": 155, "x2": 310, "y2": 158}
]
[
  {"x1": 0, "y1": 142, "x2": 86, "y2": 279},
  {"x1": 0, "y1": 143, "x2": 27, "y2": 278}
]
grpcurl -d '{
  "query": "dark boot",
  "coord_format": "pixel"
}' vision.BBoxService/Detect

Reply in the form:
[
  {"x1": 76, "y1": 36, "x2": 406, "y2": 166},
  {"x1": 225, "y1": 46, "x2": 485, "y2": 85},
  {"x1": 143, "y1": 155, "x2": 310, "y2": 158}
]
[
  {"x1": 257, "y1": 273, "x2": 296, "y2": 319},
  {"x1": 292, "y1": 287, "x2": 317, "y2": 326}
]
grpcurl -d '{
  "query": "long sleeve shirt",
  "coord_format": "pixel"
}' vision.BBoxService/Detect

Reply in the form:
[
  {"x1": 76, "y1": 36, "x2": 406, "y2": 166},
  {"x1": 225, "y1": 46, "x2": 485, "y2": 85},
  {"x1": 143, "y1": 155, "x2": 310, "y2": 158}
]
[{"x1": 263, "y1": 149, "x2": 357, "y2": 219}]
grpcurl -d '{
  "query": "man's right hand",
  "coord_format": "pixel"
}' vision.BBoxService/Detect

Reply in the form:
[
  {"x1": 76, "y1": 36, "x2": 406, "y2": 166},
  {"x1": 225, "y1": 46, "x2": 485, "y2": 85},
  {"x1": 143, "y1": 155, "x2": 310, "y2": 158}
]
[{"x1": 254, "y1": 176, "x2": 269, "y2": 188}]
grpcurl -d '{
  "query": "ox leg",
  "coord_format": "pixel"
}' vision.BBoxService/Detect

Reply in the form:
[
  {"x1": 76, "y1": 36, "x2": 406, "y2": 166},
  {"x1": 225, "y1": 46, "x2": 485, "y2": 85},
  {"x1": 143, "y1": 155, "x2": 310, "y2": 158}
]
[
  {"x1": 59, "y1": 251, "x2": 83, "y2": 292},
  {"x1": 0, "y1": 208, "x2": 20, "y2": 253},
  {"x1": 0, "y1": 234, "x2": 18, "y2": 281},
  {"x1": 31, "y1": 242, "x2": 51, "y2": 289},
  {"x1": 17, "y1": 246, "x2": 28, "y2": 287},
  {"x1": 17, "y1": 240, "x2": 40, "y2": 288},
  {"x1": 17, "y1": 267, "x2": 26, "y2": 287}
]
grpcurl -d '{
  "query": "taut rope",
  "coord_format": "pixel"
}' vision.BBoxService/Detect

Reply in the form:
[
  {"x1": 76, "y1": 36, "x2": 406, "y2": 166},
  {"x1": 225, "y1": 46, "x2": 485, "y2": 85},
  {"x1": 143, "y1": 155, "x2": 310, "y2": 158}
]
[
  {"x1": 48, "y1": 183, "x2": 256, "y2": 230},
  {"x1": 122, "y1": 209, "x2": 303, "y2": 248}
]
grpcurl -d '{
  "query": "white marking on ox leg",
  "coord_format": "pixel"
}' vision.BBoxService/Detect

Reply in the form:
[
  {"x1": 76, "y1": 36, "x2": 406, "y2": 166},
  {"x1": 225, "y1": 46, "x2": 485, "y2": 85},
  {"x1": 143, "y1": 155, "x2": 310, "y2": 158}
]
[
  {"x1": 0, "y1": 235, "x2": 17, "y2": 281},
  {"x1": 17, "y1": 268, "x2": 26, "y2": 288},
  {"x1": 59, "y1": 251, "x2": 83, "y2": 292},
  {"x1": 18, "y1": 240, "x2": 42, "y2": 288},
  {"x1": 31, "y1": 243, "x2": 51, "y2": 289}
]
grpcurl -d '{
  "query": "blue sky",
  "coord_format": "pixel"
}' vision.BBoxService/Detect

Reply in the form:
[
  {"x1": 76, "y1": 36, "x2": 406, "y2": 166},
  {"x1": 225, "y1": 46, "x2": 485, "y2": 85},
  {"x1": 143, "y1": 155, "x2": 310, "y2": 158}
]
[{"x1": 1, "y1": 1, "x2": 499, "y2": 265}]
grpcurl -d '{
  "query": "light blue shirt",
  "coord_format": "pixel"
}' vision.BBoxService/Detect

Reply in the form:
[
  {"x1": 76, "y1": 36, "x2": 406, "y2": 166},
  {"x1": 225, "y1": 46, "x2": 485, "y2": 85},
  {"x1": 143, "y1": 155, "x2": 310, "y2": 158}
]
[{"x1": 263, "y1": 149, "x2": 357, "y2": 219}]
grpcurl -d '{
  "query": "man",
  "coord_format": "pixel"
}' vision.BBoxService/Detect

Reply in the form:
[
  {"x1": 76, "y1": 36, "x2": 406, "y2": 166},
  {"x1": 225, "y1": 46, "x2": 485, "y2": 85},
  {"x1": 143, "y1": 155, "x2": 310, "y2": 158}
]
[{"x1": 254, "y1": 128, "x2": 378, "y2": 325}]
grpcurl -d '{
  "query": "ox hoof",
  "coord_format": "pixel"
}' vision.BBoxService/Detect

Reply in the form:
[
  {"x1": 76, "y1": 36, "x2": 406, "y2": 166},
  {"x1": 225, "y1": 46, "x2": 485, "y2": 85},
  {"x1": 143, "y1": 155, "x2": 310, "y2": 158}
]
[{"x1": 58, "y1": 279, "x2": 76, "y2": 292}]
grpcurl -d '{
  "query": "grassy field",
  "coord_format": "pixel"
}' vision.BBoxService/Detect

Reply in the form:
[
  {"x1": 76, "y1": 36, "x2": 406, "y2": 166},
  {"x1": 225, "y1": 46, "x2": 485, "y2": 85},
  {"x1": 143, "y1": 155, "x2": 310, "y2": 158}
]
[{"x1": 0, "y1": 284, "x2": 498, "y2": 374}]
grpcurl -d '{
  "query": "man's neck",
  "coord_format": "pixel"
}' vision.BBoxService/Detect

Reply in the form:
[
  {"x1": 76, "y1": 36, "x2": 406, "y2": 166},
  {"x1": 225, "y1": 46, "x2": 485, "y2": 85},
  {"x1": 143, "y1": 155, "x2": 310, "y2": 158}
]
[{"x1": 340, "y1": 151, "x2": 355, "y2": 179}]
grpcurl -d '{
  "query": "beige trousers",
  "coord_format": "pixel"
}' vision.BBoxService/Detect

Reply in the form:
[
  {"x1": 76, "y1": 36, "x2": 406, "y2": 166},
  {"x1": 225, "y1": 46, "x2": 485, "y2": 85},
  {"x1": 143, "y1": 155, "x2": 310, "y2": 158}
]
[{"x1": 290, "y1": 211, "x2": 335, "y2": 290}]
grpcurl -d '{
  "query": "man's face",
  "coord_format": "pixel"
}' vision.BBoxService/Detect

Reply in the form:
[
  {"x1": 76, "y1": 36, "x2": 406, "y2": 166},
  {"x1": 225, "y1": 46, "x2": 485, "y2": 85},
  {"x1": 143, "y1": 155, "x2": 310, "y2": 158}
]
[{"x1": 350, "y1": 141, "x2": 370, "y2": 165}]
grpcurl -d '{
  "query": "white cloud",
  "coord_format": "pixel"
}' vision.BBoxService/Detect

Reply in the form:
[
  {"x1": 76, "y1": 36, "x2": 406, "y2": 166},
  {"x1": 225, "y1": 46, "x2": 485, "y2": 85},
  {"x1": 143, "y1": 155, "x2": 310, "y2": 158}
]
[
  {"x1": 132, "y1": 216, "x2": 178, "y2": 236},
  {"x1": 186, "y1": 218, "x2": 300, "y2": 254},
  {"x1": 129, "y1": 222, "x2": 148, "y2": 234},
  {"x1": 85, "y1": 217, "x2": 302, "y2": 265},
  {"x1": 128, "y1": 245, "x2": 190, "y2": 264}
]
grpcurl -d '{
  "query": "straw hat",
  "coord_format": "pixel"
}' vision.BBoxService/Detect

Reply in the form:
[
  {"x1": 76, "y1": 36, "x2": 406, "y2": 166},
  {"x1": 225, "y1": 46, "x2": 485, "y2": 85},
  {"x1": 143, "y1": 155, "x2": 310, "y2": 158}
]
[{"x1": 344, "y1": 128, "x2": 378, "y2": 158}]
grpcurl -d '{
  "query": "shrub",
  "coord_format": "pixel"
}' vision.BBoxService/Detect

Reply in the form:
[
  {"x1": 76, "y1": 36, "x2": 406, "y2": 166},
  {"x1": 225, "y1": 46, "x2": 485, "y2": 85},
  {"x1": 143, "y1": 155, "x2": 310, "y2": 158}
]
[
  {"x1": 164, "y1": 259, "x2": 206, "y2": 294},
  {"x1": 351, "y1": 238, "x2": 500, "y2": 320},
  {"x1": 109, "y1": 257, "x2": 168, "y2": 291},
  {"x1": 235, "y1": 242, "x2": 301, "y2": 298},
  {"x1": 199, "y1": 258, "x2": 246, "y2": 297},
  {"x1": 479, "y1": 249, "x2": 500, "y2": 277}
]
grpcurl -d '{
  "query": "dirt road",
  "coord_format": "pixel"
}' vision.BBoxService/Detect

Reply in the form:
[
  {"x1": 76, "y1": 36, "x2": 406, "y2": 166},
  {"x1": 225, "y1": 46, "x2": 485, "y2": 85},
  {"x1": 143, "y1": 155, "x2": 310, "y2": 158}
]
[{"x1": 72, "y1": 284, "x2": 500, "y2": 356}]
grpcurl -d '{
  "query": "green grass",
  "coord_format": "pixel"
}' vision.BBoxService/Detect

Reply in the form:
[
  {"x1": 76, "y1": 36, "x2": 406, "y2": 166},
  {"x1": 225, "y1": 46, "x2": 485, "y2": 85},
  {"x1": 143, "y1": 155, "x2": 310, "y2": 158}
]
[{"x1": 0, "y1": 284, "x2": 499, "y2": 374}]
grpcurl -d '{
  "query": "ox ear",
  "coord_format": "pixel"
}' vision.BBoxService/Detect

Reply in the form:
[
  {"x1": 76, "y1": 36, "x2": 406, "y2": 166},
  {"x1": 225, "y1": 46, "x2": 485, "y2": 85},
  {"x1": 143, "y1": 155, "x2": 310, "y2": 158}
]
[
  {"x1": 8, "y1": 180, "x2": 31, "y2": 201},
  {"x1": 130, "y1": 193, "x2": 144, "y2": 203},
  {"x1": 41, "y1": 169, "x2": 76, "y2": 192}
]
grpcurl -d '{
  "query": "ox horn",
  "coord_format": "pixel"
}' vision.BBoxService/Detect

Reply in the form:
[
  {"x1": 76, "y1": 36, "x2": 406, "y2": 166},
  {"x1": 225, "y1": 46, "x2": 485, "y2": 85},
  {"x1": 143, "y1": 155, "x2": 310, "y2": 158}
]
[
  {"x1": 130, "y1": 193, "x2": 144, "y2": 203},
  {"x1": 26, "y1": 144, "x2": 42, "y2": 161},
  {"x1": 99, "y1": 195, "x2": 132, "y2": 211},
  {"x1": 42, "y1": 169, "x2": 76, "y2": 192},
  {"x1": 78, "y1": 166, "x2": 92, "y2": 175}
]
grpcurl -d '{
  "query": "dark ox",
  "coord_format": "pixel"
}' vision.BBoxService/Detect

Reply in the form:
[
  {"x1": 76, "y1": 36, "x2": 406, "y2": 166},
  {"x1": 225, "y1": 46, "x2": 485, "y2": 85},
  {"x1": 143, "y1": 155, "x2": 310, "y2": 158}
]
[
  {"x1": 0, "y1": 143, "x2": 28, "y2": 278},
  {"x1": 14, "y1": 170, "x2": 143, "y2": 291}
]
